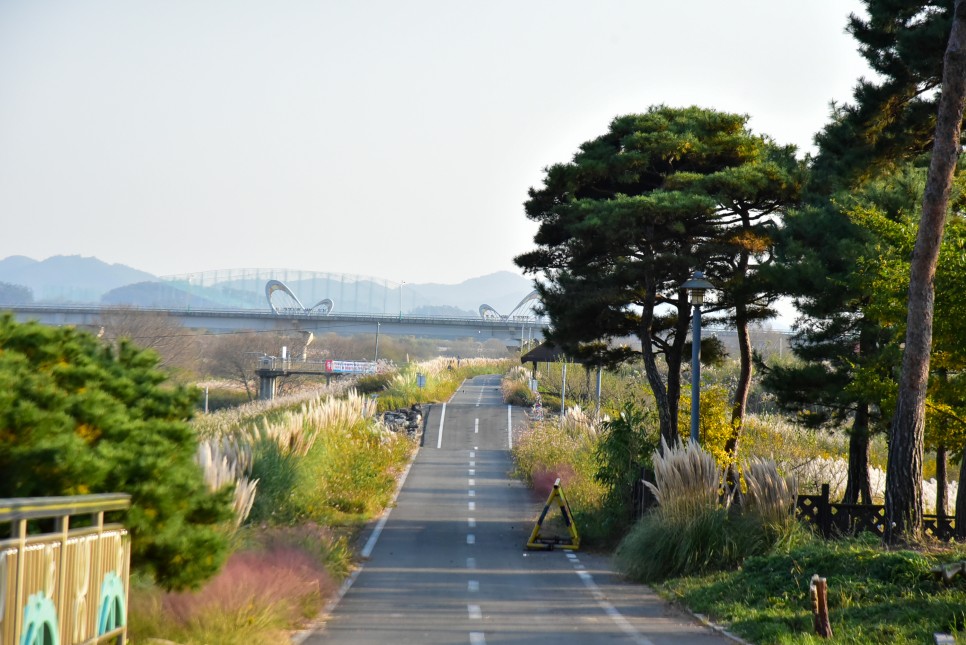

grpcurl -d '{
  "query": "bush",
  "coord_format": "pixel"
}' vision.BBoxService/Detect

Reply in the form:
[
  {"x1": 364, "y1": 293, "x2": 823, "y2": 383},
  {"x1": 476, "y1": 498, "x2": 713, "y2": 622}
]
[
  {"x1": 512, "y1": 408, "x2": 607, "y2": 542},
  {"x1": 0, "y1": 315, "x2": 232, "y2": 590},
  {"x1": 354, "y1": 372, "x2": 393, "y2": 395},
  {"x1": 129, "y1": 526, "x2": 339, "y2": 645},
  {"x1": 615, "y1": 440, "x2": 807, "y2": 582},
  {"x1": 594, "y1": 403, "x2": 658, "y2": 537}
]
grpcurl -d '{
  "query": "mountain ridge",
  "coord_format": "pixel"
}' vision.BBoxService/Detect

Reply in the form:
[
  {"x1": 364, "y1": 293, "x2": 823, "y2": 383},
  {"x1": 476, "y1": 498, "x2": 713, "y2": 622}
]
[{"x1": 0, "y1": 255, "x2": 536, "y2": 314}]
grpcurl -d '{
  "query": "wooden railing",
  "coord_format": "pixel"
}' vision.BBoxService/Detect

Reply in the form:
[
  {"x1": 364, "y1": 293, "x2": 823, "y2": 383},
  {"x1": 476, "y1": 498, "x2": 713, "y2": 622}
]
[
  {"x1": 796, "y1": 483, "x2": 956, "y2": 541},
  {"x1": 0, "y1": 494, "x2": 131, "y2": 644}
]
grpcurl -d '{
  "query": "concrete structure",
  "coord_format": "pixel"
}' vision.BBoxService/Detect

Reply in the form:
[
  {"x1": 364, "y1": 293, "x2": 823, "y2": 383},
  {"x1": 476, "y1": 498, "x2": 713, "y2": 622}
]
[{"x1": 3, "y1": 305, "x2": 547, "y2": 348}]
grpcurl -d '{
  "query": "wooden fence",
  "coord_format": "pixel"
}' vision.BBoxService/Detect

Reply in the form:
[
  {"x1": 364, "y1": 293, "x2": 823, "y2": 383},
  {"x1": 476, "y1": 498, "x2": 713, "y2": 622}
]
[
  {"x1": 794, "y1": 484, "x2": 955, "y2": 541},
  {"x1": 0, "y1": 494, "x2": 131, "y2": 645},
  {"x1": 634, "y1": 476, "x2": 957, "y2": 542}
]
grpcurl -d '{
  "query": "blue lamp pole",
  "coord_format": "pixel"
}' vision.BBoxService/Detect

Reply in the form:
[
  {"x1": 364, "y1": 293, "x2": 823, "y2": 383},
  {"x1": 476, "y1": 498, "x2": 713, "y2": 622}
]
[{"x1": 681, "y1": 271, "x2": 714, "y2": 445}]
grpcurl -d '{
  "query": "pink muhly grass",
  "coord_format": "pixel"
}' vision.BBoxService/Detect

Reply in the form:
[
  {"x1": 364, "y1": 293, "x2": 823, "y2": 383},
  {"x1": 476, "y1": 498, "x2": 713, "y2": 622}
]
[
  {"x1": 532, "y1": 465, "x2": 576, "y2": 500},
  {"x1": 162, "y1": 546, "x2": 336, "y2": 626}
]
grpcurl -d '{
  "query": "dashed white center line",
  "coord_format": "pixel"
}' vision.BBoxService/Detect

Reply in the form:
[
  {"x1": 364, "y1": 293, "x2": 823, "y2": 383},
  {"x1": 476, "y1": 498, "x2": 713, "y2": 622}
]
[
  {"x1": 467, "y1": 534, "x2": 475, "y2": 545},
  {"x1": 469, "y1": 490, "x2": 476, "y2": 497},
  {"x1": 468, "y1": 580, "x2": 479, "y2": 592},
  {"x1": 468, "y1": 605, "x2": 482, "y2": 620},
  {"x1": 470, "y1": 461, "x2": 476, "y2": 467},
  {"x1": 467, "y1": 557, "x2": 476, "y2": 569},
  {"x1": 469, "y1": 451, "x2": 475, "y2": 458},
  {"x1": 468, "y1": 518, "x2": 476, "y2": 528},
  {"x1": 474, "y1": 418, "x2": 479, "y2": 434},
  {"x1": 468, "y1": 502, "x2": 475, "y2": 511},
  {"x1": 469, "y1": 478, "x2": 475, "y2": 486},
  {"x1": 470, "y1": 633, "x2": 486, "y2": 645},
  {"x1": 469, "y1": 469, "x2": 475, "y2": 475}
]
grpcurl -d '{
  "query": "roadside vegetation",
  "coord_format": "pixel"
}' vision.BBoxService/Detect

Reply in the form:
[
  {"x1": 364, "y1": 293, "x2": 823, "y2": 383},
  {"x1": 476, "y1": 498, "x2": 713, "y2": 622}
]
[
  {"x1": 508, "y1": 356, "x2": 966, "y2": 643},
  {"x1": 126, "y1": 354, "x2": 512, "y2": 643}
]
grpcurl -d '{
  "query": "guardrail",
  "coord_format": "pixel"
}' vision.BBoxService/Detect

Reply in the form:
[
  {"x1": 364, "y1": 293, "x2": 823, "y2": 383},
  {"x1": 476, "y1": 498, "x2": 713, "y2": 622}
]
[{"x1": 0, "y1": 494, "x2": 131, "y2": 644}]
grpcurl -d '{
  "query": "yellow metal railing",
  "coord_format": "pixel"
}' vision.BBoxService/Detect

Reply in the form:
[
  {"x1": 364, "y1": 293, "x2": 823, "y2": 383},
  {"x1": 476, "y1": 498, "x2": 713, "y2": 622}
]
[{"x1": 0, "y1": 494, "x2": 131, "y2": 645}]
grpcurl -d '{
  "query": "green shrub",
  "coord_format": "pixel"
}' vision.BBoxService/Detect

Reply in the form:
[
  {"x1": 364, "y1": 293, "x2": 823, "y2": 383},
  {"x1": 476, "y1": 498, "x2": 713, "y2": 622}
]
[
  {"x1": 512, "y1": 408, "x2": 607, "y2": 542},
  {"x1": 0, "y1": 315, "x2": 233, "y2": 591},
  {"x1": 594, "y1": 402, "x2": 658, "y2": 537},
  {"x1": 354, "y1": 372, "x2": 393, "y2": 395},
  {"x1": 199, "y1": 387, "x2": 250, "y2": 412},
  {"x1": 616, "y1": 439, "x2": 808, "y2": 582},
  {"x1": 248, "y1": 438, "x2": 301, "y2": 524}
]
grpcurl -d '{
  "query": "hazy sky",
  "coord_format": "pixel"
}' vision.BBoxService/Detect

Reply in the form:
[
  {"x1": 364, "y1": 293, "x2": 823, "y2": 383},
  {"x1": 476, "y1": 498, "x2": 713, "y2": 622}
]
[{"x1": 0, "y1": 1, "x2": 872, "y2": 285}]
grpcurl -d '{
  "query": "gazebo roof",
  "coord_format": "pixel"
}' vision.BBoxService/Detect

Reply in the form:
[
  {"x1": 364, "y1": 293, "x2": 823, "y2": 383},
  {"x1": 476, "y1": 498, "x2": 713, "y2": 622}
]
[{"x1": 520, "y1": 342, "x2": 589, "y2": 364}]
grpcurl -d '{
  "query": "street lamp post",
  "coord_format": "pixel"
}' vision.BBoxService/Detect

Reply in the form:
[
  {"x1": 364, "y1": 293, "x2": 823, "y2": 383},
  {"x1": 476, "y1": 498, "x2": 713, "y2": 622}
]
[{"x1": 681, "y1": 271, "x2": 715, "y2": 445}]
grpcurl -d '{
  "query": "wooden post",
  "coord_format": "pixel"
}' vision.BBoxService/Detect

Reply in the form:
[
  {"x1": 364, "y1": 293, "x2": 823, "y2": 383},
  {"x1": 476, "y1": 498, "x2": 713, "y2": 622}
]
[
  {"x1": 810, "y1": 574, "x2": 833, "y2": 638},
  {"x1": 820, "y1": 484, "x2": 832, "y2": 536}
]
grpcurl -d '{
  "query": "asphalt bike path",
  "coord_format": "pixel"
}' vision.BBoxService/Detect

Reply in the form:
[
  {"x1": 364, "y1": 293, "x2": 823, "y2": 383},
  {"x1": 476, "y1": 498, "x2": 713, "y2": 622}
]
[{"x1": 298, "y1": 375, "x2": 732, "y2": 644}]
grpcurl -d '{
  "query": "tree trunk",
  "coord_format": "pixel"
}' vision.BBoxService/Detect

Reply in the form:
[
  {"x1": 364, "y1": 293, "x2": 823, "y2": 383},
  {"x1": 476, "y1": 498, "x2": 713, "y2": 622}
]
[
  {"x1": 955, "y1": 454, "x2": 966, "y2": 539},
  {"x1": 665, "y1": 289, "x2": 691, "y2": 441},
  {"x1": 937, "y1": 443, "x2": 948, "y2": 518},
  {"x1": 639, "y1": 278, "x2": 675, "y2": 447},
  {"x1": 843, "y1": 402, "x2": 873, "y2": 504},
  {"x1": 725, "y1": 301, "x2": 752, "y2": 460},
  {"x1": 885, "y1": 0, "x2": 966, "y2": 544}
]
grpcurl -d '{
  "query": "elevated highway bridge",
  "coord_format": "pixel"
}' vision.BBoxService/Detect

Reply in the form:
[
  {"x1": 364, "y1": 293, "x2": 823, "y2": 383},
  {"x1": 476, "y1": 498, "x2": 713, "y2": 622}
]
[{"x1": 2, "y1": 305, "x2": 547, "y2": 348}]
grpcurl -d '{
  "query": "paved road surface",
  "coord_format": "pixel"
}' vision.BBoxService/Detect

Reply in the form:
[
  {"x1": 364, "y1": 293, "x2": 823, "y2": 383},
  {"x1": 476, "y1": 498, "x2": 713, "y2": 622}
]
[{"x1": 298, "y1": 375, "x2": 733, "y2": 644}]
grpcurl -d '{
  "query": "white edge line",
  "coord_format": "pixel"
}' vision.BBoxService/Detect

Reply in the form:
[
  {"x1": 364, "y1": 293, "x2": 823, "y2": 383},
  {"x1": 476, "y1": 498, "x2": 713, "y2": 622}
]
[
  {"x1": 572, "y1": 561, "x2": 655, "y2": 645},
  {"x1": 507, "y1": 404, "x2": 512, "y2": 449},
  {"x1": 448, "y1": 378, "x2": 468, "y2": 403},
  {"x1": 436, "y1": 402, "x2": 447, "y2": 449},
  {"x1": 291, "y1": 440, "x2": 419, "y2": 644}
]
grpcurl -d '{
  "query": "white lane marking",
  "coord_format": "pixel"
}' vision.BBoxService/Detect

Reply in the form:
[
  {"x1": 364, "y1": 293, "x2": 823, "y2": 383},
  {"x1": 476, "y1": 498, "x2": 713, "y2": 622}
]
[
  {"x1": 474, "y1": 446, "x2": 478, "y2": 450},
  {"x1": 436, "y1": 403, "x2": 447, "y2": 449},
  {"x1": 573, "y1": 565, "x2": 654, "y2": 645},
  {"x1": 507, "y1": 405, "x2": 513, "y2": 449},
  {"x1": 469, "y1": 490, "x2": 476, "y2": 497},
  {"x1": 467, "y1": 534, "x2": 475, "y2": 545},
  {"x1": 469, "y1": 451, "x2": 475, "y2": 458},
  {"x1": 469, "y1": 501, "x2": 476, "y2": 511},
  {"x1": 468, "y1": 580, "x2": 480, "y2": 592},
  {"x1": 470, "y1": 461, "x2": 476, "y2": 467},
  {"x1": 566, "y1": 553, "x2": 578, "y2": 559},
  {"x1": 470, "y1": 633, "x2": 486, "y2": 645},
  {"x1": 468, "y1": 517, "x2": 476, "y2": 528},
  {"x1": 476, "y1": 386, "x2": 484, "y2": 406},
  {"x1": 475, "y1": 418, "x2": 479, "y2": 434},
  {"x1": 468, "y1": 605, "x2": 482, "y2": 620},
  {"x1": 469, "y1": 478, "x2": 475, "y2": 486},
  {"x1": 469, "y1": 469, "x2": 475, "y2": 475},
  {"x1": 467, "y1": 557, "x2": 477, "y2": 569}
]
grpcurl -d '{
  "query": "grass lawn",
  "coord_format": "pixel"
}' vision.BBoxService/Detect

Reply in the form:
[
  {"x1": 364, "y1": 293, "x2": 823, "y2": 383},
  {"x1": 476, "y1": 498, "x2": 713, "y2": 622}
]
[{"x1": 659, "y1": 532, "x2": 966, "y2": 644}]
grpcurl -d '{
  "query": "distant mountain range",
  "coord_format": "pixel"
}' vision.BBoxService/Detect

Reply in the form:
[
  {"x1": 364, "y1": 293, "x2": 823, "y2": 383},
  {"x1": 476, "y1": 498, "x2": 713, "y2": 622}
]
[{"x1": 0, "y1": 255, "x2": 537, "y2": 317}]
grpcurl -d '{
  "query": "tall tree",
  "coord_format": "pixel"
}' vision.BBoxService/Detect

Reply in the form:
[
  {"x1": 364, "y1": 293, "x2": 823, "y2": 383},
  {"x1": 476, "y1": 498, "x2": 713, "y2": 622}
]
[
  {"x1": 812, "y1": 1, "x2": 952, "y2": 192},
  {"x1": 886, "y1": 0, "x2": 966, "y2": 542},
  {"x1": 516, "y1": 106, "x2": 800, "y2": 447}
]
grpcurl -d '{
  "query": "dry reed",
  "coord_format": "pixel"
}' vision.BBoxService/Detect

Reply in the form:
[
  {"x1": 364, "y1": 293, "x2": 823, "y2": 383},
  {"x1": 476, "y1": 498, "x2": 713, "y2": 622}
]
[{"x1": 644, "y1": 438, "x2": 732, "y2": 520}]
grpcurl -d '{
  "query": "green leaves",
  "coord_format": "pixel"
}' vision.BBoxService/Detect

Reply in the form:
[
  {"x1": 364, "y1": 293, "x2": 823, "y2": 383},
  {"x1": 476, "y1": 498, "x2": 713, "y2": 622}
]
[{"x1": 0, "y1": 315, "x2": 232, "y2": 590}]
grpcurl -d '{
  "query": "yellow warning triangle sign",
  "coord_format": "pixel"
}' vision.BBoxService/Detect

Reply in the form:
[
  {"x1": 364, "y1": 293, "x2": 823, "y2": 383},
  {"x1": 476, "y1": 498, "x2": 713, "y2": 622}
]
[{"x1": 526, "y1": 478, "x2": 580, "y2": 551}]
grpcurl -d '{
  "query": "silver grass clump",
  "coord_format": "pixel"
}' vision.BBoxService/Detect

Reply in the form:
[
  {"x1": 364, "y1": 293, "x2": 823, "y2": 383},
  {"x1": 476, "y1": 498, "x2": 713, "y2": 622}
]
[
  {"x1": 644, "y1": 437, "x2": 733, "y2": 521},
  {"x1": 246, "y1": 389, "x2": 387, "y2": 456},
  {"x1": 741, "y1": 457, "x2": 798, "y2": 524},
  {"x1": 195, "y1": 439, "x2": 259, "y2": 529}
]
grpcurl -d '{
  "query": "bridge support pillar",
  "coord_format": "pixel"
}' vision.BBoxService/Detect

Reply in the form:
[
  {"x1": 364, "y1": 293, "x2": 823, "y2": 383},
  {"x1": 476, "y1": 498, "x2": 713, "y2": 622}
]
[{"x1": 258, "y1": 374, "x2": 277, "y2": 400}]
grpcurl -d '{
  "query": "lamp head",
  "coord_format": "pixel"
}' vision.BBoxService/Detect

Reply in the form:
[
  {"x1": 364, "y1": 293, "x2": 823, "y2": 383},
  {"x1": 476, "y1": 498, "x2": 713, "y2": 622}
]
[{"x1": 681, "y1": 271, "x2": 715, "y2": 306}]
